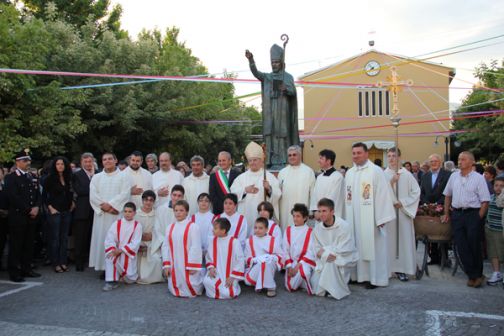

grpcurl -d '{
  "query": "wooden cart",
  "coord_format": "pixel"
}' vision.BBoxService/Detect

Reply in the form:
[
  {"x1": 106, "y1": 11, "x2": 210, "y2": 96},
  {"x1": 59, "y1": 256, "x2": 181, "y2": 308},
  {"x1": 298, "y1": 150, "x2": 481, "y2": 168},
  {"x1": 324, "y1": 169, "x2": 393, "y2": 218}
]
[{"x1": 414, "y1": 216, "x2": 462, "y2": 279}]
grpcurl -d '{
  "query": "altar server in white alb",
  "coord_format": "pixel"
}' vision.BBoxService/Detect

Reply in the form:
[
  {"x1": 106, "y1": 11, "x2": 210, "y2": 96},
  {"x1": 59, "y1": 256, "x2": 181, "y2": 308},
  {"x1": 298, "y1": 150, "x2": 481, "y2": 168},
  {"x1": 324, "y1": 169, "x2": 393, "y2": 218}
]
[
  {"x1": 257, "y1": 201, "x2": 283, "y2": 243},
  {"x1": 203, "y1": 217, "x2": 245, "y2": 299},
  {"x1": 231, "y1": 141, "x2": 281, "y2": 235},
  {"x1": 162, "y1": 200, "x2": 203, "y2": 298},
  {"x1": 135, "y1": 190, "x2": 163, "y2": 284},
  {"x1": 283, "y1": 203, "x2": 316, "y2": 294},
  {"x1": 152, "y1": 152, "x2": 184, "y2": 208},
  {"x1": 212, "y1": 194, "x2": 248, "y2": 250},
  {"x1": 310, "y1": 149, "x2": 345, "y2": 219},
  {"x1": 103, "y1": 202, "x2": 143, "y2": 291},
  {"x1": 277, "y1": 145, "x2": 315, "y2": 229},
  {"x1": 244, "y1": 217, "x2": 283, "y2": 297},
  {"x1": 345, "y1": 143, "x2": 396, "y2": 289},
  {"x1": 89, "y1": 152, "x2": 131, "y2": 271},
  {"x1": 384, "y1": 148, "x2": 420, "y2": 281},
  {"x1": 182, "y1": 155, "x2": 210, "y2": 216},
  {"x1": 311, "y1": 198, "x2": 358, "y2": 299},
  {"x1": 123, "y1": 151, "x2": 153, "y2": 210},
  {"x1": 189, "y1": 193, "x2": 216, "y2": 257},
  {"x1": 151, "y1": 185, "x2": 184, "y2": 257}
]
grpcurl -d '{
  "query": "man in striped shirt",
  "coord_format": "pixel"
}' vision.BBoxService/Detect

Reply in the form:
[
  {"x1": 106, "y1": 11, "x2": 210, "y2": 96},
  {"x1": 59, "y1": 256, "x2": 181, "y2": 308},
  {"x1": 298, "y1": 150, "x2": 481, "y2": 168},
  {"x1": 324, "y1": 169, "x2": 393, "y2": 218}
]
[
  {"x1": 485, "y1": 176, "x2": 504, "y2": 285},
  {"x1": 442, "y1": 151, "x2": 491, "y2": 288}
]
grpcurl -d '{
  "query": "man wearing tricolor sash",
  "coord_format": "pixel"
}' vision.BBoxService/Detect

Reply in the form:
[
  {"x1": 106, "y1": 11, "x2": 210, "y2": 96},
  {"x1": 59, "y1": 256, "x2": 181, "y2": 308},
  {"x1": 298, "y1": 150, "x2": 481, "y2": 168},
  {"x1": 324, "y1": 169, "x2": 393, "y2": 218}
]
[
  {"x1": 344, "y1": 142, "x2": 396, "y2": 289},
  {"x1": 231, "y1": 142, "x2": 281, "y2": 236},
  {"x1": 209, "y1": 151, "x2": 240, "y2": 215}
]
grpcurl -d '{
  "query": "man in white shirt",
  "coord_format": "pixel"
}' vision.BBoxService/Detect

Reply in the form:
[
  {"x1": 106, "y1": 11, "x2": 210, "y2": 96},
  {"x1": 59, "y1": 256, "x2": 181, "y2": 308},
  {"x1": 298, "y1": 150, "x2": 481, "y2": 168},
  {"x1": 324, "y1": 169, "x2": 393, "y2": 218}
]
[
  {"x1": 123, "y1": 151, "x2": 153, "y2": 210},
  {"x1": 310, "y1": 149, "x2": 345, "y2": 220},
  {"x1": 152, "y1": 152, "x2": 184, "y2": 208},
  {"x1": 278, "y1": 145, "x2": 315, "y2": 229},
  {"x1": 183, "y1": 155, "x2": 210, "y2": 216},
  {"x1": 442, "y1": 151, "x2": 490, "y2": 288}
]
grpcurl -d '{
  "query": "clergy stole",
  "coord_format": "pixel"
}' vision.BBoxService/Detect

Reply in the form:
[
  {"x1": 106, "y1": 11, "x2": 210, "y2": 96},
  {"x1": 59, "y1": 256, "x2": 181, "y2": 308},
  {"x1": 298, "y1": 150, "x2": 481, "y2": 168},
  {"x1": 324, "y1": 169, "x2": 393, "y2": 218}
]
[
  {"x1": 345, "y1": 164, "x2": 375, "y2": 261},
  {"x1": 216, "y1": 169, "x2": 230, "y2": 195}
]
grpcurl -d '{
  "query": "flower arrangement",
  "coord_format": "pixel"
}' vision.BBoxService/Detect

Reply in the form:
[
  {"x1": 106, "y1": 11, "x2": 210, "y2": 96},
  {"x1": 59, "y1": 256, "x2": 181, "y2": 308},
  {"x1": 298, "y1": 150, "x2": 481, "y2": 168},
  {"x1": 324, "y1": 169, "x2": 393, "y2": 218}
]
[{"x1": 416, "y1": 203, "x2": 444, "y2": 217}]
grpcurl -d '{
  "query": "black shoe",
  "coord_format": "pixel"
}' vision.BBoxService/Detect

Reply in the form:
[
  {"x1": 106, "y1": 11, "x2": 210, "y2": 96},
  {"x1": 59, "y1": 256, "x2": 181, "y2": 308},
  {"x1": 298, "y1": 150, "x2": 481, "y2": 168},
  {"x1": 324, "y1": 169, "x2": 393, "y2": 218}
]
[
  {"x1": 396, "y1": 272, "x2": 409, "y2": 282},
  {"x1": 76, "y1": 264, "x2": 84, "y2": 272},
  {"x1": 9, "y1": 275, "x2": 25, "y2": 283},
  {"x1": 365, "y1": 282, "x2": 377, "y2": 289},
  {"x1": 22, "y1": 270, "x2": 41, "y2": 278}
]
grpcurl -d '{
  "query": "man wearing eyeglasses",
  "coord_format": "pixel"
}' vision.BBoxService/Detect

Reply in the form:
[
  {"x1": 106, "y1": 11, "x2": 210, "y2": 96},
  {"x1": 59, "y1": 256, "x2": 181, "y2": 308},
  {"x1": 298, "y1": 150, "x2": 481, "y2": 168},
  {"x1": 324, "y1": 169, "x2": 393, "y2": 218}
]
[
  {"x1": 278, "y1": 145, "x2": 315, "y2": 229},
  {"x1": 442, "y1": 151, "x2": 490, "y2": 288}
]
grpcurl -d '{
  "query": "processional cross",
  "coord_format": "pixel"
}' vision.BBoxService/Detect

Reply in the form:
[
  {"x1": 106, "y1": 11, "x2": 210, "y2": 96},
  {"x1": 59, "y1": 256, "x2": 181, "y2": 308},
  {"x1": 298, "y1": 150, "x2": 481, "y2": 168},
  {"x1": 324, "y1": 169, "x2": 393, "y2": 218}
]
[{"x1": 377, "y1": 66, "x2": 413, "y2": 259}]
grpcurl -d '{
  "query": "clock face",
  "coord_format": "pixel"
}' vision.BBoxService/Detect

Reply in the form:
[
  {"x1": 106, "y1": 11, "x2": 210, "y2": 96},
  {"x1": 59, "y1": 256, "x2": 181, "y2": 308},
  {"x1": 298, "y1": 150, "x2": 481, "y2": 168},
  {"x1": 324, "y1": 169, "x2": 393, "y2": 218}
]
[{"x1": 365, "y1": 60, "x2": 380, "y2": 76}]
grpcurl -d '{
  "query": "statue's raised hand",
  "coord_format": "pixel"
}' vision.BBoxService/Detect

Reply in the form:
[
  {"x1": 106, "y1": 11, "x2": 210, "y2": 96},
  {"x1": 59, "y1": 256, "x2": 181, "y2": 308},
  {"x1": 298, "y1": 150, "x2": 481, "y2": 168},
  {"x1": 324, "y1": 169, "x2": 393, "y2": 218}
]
[{"x1": 245, "y1": 50, "x2": 254, "y2": 60}]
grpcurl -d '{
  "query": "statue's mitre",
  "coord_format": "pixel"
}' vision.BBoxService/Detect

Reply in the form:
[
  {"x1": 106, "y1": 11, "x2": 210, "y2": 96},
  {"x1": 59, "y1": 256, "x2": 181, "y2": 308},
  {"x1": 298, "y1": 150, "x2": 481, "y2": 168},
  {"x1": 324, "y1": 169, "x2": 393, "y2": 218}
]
[
  {"x1": 270, "y1": 44, "x2": 284, "y2": 61},
  {"x1": 244, "y1": 141, "x2": 263, "y2": 160}
]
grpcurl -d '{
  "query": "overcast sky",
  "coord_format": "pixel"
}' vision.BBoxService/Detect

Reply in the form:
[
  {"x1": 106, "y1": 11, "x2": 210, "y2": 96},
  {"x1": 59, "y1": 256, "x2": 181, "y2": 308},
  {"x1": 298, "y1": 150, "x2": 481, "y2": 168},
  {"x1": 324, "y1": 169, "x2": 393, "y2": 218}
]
[{"x1": 113, "y1": 0, "x2": 504, "y2": 108}]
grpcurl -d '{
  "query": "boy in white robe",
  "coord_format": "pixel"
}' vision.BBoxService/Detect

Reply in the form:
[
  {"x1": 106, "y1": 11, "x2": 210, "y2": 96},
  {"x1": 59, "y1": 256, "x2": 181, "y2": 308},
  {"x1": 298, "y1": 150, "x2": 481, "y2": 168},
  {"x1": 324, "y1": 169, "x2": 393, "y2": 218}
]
[
  {"x1": 162, "y1": 200, "x2": 203, "y2": 298},
  {"x1": 190, "y1": 193, "x2": 215, "y2": 256},
  {"x1": 212, "y1": 194, "x2": 248, "y2": 250},
  {"x1": 311, "y1": 198, "x2": 358, "y2": 300},
  {"x1": 103, "y1": 202, "x2": 143, "y2": 291},
  {"x1": 135, "y1": 190, "x2": 163, "y2": 284},
  {"x1": 151, "y1": 185, "x2": 184, "y2": 256},
  {"x1": 204, "y1": 217, "x2": 245, "y2": 299},
  {"x1": 244, "y1": 217, "x2": 283, "y2": 297},
  {"x1": 257, "y1": 201, "x2": 283, "y2": 244},
  {"x1": 283, "y1": 203, "x2": 316, "y2": 294},
  {"x1": 384, "y1": 148, "x2": 420, "y2": 281}
]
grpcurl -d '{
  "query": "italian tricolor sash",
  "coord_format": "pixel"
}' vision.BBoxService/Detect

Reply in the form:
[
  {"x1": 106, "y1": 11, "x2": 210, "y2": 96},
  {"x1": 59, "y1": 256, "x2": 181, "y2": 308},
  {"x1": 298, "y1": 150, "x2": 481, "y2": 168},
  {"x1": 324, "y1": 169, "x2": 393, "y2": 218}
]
[{"x1": 216, "y1": 169, "x2": 231, "y2": 195}]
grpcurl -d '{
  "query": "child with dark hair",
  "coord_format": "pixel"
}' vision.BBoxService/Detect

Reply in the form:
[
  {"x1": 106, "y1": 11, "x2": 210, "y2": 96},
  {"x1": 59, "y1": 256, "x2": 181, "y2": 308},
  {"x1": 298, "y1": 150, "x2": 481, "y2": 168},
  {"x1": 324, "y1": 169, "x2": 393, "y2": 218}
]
[
  {"x1": 257, "y1": 201, "x2": 283, "y2": 243},
  {"x1": 212, "y1": 193, "x2": 248, "y2": 250},
  {"x1": 161, "y1": 200, "x2": 203, "y2": 298},
  {"x1": 103, "y1": 202, "x2": 142, "y2": 291},
  {"x1": 203, "y1": 217, "x2": 245, "y2": 299},
  {"x1": 190, "y1": 193, "x2": 215, "y2": 256},
  {"x1": 283, "y1": 203, "x2": 316, "y2": 294},
  {"x1": 244, "y1": 217, "x2": 283, "y2": 297}
]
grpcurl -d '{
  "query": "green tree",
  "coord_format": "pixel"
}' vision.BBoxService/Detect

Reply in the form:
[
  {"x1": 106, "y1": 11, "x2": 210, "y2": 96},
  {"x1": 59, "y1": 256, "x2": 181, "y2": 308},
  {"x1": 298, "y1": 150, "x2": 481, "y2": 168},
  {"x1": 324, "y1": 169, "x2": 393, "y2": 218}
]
[
  {"x1": 452, "y1": 60, "x2": 504, "y2": 161},
  {"x1": 0, "y1": 2, "x2": 261, "y2": 164}
]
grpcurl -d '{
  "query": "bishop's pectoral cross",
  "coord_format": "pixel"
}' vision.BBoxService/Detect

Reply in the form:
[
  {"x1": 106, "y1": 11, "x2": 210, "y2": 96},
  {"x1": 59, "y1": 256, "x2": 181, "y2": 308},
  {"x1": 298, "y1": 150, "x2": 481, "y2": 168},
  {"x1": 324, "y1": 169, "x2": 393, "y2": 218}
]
[{"x1": 377, "y1": 66, "x2": 413, "y2": 259}]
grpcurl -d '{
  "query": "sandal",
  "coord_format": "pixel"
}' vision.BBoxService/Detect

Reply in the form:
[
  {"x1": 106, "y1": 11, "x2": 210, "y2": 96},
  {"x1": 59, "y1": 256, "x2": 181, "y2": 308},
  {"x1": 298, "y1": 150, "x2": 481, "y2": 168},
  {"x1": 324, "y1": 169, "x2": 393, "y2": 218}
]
[
  {"x1": 54, "y1": 266, "x2": 64, "y2": 273},
  {"x1": 61, "y1": 265, "x2": 69, "y2": 272},
  {"x1": 266, "y1": 289, "x2": 277, "y2": 297}
]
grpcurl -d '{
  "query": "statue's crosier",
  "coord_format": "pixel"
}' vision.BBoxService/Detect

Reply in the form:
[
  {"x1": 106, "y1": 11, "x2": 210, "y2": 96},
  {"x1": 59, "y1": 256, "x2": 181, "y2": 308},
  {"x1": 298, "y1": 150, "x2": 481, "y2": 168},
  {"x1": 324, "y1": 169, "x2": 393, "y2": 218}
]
[{"x1": 245, "y1": 43, "x2": 299, "y2": 170}]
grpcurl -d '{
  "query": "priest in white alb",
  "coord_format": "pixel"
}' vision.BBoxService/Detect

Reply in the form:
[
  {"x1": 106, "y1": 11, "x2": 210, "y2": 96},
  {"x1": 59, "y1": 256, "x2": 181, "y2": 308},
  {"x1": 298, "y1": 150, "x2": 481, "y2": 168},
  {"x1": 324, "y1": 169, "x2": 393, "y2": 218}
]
[
  {"x1": 310, "y1": 149, "x2": 345, "y2": 219},
  {"x1": 384, "y1": 148, "x2": 420, "y2": 281},
  {"x1": 230, "y1": 142, "x2": 281, "y2": 235},
  {"x1": 123, "y1": 151, "x2": 153, "y2": 210},
  {"x1": 182, "y1": 155, "x2": 209, "y2": 216},
  {"x1": 89, "y1": 152, "x2": 131, "y2": 271},
  {"x1": 152, "y1": 152, "x2": 184, "y2": 208},
  {"x1": 278, "y1": 145, "x2": 315, "y2": 229},
  {"x1": 344, "y1": 142, "x2": 396, "y2": 288}
]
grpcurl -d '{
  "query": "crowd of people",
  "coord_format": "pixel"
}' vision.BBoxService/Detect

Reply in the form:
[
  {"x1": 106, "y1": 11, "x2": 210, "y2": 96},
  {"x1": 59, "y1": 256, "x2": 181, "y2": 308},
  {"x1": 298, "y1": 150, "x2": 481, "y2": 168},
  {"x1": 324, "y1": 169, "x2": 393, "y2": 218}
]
[{"x1": 0, "y1": 143, "x2": 503, "y2": 300}]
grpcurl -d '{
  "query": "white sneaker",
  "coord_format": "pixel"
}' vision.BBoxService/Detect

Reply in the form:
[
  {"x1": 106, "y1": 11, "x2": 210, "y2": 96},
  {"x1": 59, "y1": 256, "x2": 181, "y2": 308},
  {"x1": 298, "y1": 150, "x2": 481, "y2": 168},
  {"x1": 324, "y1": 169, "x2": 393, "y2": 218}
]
[{"x1": 487, "y1": 272, "x2": 502, "y2": 285}]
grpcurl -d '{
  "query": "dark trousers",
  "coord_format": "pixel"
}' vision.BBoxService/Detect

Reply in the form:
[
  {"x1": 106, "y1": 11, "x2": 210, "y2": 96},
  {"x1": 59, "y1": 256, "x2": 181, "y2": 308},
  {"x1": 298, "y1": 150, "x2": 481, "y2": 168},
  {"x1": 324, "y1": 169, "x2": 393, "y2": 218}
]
[
  {"x1": 8, "y1": 212, "x2": 37, "y2": 276},
  {"x1": 48, "y1": 211, "x2": 71, "y2": 266},
  {"x1": 451, "y1": 209, "x2": 483, "y2": 279},
  {"x1": 0, "y1": 216, "x2": 8, "y2": 267},
  {"x1": 73, "y1": 217, "x2": 93, "y2": 267}
]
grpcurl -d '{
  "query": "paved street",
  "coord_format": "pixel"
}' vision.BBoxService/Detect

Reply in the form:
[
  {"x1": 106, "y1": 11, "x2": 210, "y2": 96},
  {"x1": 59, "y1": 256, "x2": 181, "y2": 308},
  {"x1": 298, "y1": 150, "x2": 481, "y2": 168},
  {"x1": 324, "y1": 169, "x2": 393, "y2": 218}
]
[{"x1": 1, "y1": 249, "x2": 504, "y2": 336}]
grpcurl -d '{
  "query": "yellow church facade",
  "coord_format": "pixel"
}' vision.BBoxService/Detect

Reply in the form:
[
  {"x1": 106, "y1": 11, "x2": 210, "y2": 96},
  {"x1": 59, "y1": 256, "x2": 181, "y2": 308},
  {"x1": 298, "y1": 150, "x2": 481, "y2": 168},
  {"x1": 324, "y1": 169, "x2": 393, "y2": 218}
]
[{"x1": 300, "y1": 50, "x2": 455, "y2": 169}]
